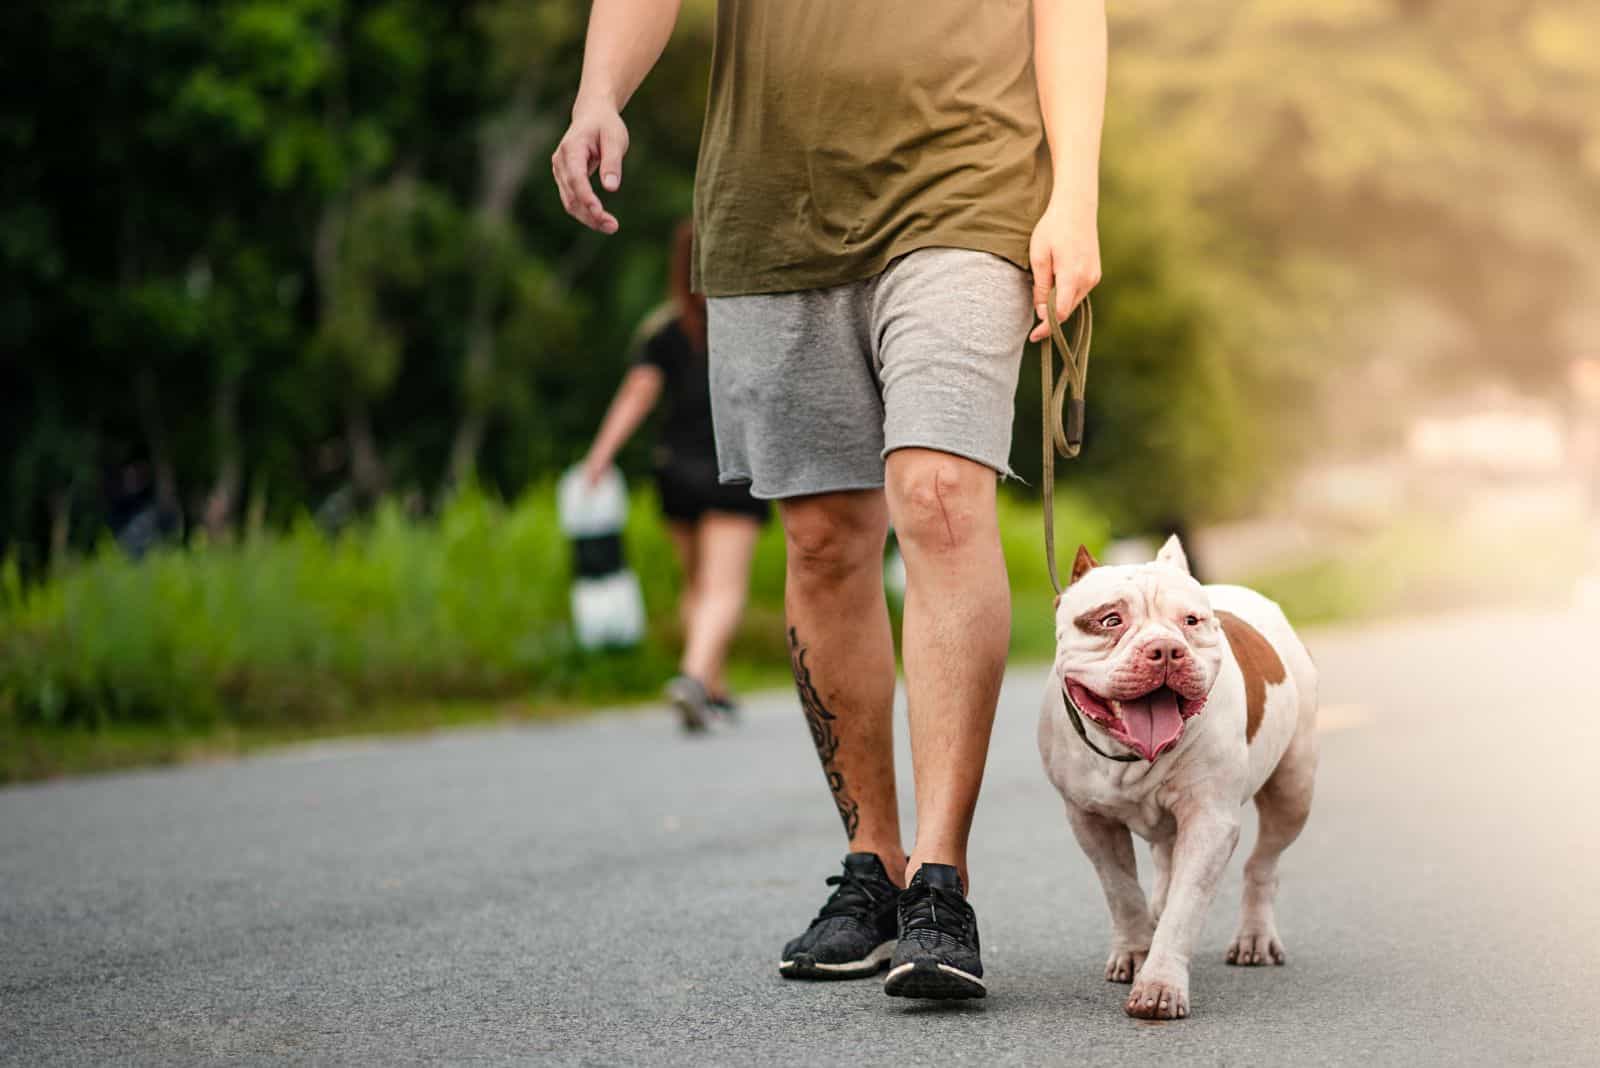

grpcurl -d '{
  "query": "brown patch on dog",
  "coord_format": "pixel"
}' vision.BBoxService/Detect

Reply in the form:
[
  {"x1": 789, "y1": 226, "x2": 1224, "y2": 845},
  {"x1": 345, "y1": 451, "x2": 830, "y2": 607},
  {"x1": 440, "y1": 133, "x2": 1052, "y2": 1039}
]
[
  {"x1": 1074, "y1": 600, "x2": 1129, "y2": 636},
  {"x1": 1217, "y1": 611, "x2": 1286, "y2": 742}
]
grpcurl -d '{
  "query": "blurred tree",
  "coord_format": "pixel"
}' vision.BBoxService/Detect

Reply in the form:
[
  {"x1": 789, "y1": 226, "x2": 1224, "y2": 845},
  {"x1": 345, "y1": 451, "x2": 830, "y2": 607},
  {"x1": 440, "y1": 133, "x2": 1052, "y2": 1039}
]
[
  {"x1": 2, "y1": 0, "x2": 1593, "y2": 569},
  {"x1": 1114, "y1": 0, "x2": 1600, "y2": 409},
  {"x1": 443, "y1": 0, "x2": 576, "y2": 492}
]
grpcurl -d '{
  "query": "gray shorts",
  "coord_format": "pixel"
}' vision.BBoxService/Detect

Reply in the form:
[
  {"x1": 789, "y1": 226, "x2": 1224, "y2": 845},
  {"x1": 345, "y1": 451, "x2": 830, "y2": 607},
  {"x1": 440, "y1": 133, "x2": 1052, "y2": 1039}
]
[{"x1": 706, "y1": 247, "x2": 1033, "y2": 500}]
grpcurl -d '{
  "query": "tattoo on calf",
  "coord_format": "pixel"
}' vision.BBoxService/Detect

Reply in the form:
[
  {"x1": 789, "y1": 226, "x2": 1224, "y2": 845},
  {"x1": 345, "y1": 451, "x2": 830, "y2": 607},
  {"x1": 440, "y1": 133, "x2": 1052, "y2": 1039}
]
[{"x1": 788, "y1": 626, "x2": 860, "y2": 839}]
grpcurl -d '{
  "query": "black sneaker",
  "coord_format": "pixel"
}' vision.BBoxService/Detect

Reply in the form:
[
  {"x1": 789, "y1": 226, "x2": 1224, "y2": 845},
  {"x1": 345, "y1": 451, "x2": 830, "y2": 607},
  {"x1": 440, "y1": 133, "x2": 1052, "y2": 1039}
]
[
  {"x1": 707, "y1": 694, "x2": 740, "y2": 723},
  {"x1": 779, "y1": 853, "x2": 900, "y2": 980},
  {"x1": 884, "y1": 863, "x2": 986, "y2": 999}
]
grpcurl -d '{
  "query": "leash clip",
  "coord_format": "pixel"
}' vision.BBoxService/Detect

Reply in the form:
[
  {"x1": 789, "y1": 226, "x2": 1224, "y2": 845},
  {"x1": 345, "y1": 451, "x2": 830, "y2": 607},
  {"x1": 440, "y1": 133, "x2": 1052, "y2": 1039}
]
[{"x1": 1065, "y1": 398, "x2": 1086, "y2": 453}]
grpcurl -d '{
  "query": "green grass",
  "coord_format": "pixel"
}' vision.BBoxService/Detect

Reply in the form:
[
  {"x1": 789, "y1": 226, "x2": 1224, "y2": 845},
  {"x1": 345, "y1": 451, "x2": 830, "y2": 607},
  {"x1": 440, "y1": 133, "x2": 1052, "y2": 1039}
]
[
  {"x1": 7, "y1": 481, "x2": 1568, "y2": 785},
  {"x1": 0, "y1": 484, "x2": 1108, "y2": 783},
  {"x1": 4, "y1": 490, "x2": 655, "y2": 728}
]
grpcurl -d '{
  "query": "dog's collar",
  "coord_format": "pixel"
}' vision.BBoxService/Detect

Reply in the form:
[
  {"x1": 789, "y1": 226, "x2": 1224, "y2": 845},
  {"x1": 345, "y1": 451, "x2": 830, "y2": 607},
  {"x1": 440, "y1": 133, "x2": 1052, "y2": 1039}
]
[{"x1": 1062, "y1": 685, "x2": 1142, "y2": 763}]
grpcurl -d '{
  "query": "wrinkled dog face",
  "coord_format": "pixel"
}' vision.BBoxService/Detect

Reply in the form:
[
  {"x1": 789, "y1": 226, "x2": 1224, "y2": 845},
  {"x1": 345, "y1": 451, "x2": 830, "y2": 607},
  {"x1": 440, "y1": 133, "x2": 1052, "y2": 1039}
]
[{"x1": 1053, "y1": 537, "x2": 1224, "y2": 761}]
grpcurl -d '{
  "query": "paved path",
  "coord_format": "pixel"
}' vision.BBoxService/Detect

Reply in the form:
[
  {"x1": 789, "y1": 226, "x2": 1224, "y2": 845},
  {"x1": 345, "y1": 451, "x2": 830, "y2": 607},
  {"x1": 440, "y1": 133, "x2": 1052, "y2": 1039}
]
[{"x1": 4, "y1": 611, "x2": 1599, "y2": 1065}]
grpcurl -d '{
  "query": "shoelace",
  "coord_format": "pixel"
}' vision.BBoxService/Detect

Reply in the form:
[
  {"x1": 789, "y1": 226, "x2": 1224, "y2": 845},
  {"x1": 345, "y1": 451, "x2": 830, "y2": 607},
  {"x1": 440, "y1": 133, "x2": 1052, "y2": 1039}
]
[
  {"x1": 900, "y1": 884, "x2": 972, "y2": 941},
  {"x1": 815, "y1": 868, "x2": 886, "y2": 921}
]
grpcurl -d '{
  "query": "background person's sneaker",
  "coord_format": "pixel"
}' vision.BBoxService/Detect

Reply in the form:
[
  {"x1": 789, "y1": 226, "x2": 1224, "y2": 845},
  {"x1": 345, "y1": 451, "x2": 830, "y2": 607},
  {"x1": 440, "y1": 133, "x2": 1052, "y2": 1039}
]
[
  {"x1": 779, "y1": 853, "x2": 899, "y2": 979},
  {"x1": 665, "y1": 675, "x2": 711, "y2": 733},
  {"x1": 707, "y1": 693, "x2": 741, "y2": 724},
  {"x1": 884, "y1": 863, "x2": 986, "y2": 999}
]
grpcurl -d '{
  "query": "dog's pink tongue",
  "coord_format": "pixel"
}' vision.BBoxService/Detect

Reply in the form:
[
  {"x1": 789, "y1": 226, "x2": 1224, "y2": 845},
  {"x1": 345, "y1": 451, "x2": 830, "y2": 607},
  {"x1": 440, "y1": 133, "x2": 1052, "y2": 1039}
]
[{"x1": 1122, "y1": 690, "x2": 1185, "y2": 760}]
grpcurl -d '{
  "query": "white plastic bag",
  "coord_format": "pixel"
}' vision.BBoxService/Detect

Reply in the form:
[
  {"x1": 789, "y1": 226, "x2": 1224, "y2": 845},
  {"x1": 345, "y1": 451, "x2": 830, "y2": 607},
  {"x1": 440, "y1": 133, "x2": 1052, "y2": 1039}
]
[
  {"x1": 570, "y1": 570, "x2": 646, "y2": 650},
  {"x1": 556, "y1": 465, "x2": 645, "y2": 650},
  {"x1": 557, "y1": 465, "x2": 629, "y2": 538}
]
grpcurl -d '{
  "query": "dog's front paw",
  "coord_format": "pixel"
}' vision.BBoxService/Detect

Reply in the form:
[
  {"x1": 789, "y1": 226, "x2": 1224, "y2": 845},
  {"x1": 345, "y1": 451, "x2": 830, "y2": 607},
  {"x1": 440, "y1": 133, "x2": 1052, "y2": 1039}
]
[
  {"x1": 1124, "y1": 966, "x2": 1189, "y2": 1020},
  {"x1": 1104, "y1": 946, "x2": 1148, "y2": 983},
  {"x1": 1226, "y1": 926, "x2": 1286, "y2": 966}
]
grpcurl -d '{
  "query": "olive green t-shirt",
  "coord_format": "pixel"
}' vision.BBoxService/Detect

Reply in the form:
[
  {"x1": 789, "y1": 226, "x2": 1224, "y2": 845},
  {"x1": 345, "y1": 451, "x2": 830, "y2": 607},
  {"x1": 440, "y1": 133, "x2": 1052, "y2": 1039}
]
[{"x1": 692, "y1": 0, "x2": 1051, "y2": 297}]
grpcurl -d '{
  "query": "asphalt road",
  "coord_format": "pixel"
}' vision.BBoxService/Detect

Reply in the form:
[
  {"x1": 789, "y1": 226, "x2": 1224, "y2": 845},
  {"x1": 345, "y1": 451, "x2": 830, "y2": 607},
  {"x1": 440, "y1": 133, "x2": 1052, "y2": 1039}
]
[{"x1": 4, "y1": 609, "x2": 1599, "y2": 1066}]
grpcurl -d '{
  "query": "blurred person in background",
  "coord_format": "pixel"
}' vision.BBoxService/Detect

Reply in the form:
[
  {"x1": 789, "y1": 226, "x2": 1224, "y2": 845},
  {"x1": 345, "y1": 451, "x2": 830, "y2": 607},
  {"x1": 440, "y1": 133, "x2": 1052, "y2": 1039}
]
[
  {"x1": 554, "y1": 0, "x2": 1105, "y2": 1000},
  {"x1": 581, "y1": 220, "x2": 770, "y2": 733}
]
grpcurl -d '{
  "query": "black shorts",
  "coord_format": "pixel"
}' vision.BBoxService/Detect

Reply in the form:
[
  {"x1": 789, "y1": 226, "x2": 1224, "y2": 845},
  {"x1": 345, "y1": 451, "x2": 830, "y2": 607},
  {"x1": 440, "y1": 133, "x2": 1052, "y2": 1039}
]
[{"x1": 655, "y1": 464, "x2": 771, "y2": 524}]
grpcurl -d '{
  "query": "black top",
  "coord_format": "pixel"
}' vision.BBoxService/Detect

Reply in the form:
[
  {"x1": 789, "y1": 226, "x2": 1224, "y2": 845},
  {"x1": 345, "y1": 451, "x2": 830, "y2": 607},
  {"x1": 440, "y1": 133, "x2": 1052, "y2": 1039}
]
[{"x1": 635, "y1": 317, "x2": 717, "y2": 477}]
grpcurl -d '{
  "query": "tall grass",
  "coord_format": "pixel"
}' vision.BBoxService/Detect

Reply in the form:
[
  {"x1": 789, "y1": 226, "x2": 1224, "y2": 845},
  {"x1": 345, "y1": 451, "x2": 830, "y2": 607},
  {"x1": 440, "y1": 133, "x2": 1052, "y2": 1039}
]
[
  {"x1": 0, "y1": 484, "x2": 1110, "y2": 736},
  {"x1": 2, "y1": 488, "x2": 671, "y2": 730},
  {"x1": 6, "y1": 478, "x2": 1567, "y2": 785}
]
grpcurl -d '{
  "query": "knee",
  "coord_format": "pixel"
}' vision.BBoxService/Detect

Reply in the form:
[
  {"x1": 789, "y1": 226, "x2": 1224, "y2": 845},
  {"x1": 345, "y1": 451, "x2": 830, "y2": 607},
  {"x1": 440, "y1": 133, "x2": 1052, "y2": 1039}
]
[
  {"x1": 887, "y1": 452, "x2": 995, "y2": 554},
  {"x1": 783, "y1": 497, "x2": 886, "y2": 587}
]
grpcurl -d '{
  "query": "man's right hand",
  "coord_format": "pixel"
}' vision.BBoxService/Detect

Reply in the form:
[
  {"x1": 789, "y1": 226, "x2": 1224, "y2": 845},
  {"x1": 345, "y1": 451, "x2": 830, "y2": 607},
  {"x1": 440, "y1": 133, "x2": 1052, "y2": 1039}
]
[{"x1": 552, "y1": 103, "x2": 630, "y2": 234}]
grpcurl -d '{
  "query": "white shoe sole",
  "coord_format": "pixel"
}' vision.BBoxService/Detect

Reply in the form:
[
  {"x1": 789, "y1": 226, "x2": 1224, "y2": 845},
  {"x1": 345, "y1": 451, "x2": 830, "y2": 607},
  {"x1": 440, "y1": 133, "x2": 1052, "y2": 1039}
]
[
  {"x1": 779, "y1": 939, "x2": 895, "y2": 979},
  {"x1": 884, "y1": 959, "x2": 987, "y2": 999}
]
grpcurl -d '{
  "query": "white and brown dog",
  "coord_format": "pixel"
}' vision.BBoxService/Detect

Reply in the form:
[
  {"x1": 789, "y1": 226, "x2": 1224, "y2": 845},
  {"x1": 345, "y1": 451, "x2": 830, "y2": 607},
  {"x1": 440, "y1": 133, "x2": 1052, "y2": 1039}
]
[{"x1": 1038, "y1": 536, "x2": 1318, "y2": 1020}]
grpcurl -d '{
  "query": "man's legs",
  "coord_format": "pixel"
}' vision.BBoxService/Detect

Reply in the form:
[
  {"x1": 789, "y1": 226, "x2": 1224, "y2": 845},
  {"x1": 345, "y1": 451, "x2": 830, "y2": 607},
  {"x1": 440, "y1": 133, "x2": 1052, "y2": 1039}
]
[
  {"x1": 779, "y1": 489, "x2": 906, "y2": 878},
  {"x1": 704, "y1": 257, "x2": 1024, "y2": 989},
  {"x1": 884, "y1": 448, "x2": 1010, "y2": 889}
]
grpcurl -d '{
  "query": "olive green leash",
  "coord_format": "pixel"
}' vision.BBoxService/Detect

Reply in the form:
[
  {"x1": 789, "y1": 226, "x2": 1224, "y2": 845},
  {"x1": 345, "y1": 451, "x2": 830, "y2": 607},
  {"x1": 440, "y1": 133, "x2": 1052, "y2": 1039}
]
[
  {"x1": 1040, "y1": 291, "x2": 1091, "y2": 597},
  {"x1": 1039, "y1": 292, "x2": 1138, "y2": 763}
]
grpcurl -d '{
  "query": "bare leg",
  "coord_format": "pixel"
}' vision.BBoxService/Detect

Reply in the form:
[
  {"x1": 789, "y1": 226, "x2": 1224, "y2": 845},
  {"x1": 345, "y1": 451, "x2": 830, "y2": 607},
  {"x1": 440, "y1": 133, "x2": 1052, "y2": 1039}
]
[
  {"x1": 1126, "y1": 804, "x2": 1240, "y2": 1020},
  {"x1": 885, "y1": 448, "x2": 1009, "y2": 888},
  {"x1": 1228, "y1": 732, "x2": 1316, "y2": 966},
  {"x1": 666, "y1": 520, "x2": 700, "y2": 653},
  {"x1": 680, "y1": 513, "x2": 760, "y2": 696},
  {"x1": 1066, "y1": 805, "x2": 1157, "y2": 983},
  {"x1": 780, "y1": 491, "x2": 906, "y2": 880}
]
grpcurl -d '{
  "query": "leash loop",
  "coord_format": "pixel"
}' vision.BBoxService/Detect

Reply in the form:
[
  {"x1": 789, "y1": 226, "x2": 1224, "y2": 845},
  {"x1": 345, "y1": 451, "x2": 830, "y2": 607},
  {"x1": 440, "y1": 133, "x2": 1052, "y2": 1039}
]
[{"x1": 1041, "y1": 289, "x2": 1092, "y2": 596}]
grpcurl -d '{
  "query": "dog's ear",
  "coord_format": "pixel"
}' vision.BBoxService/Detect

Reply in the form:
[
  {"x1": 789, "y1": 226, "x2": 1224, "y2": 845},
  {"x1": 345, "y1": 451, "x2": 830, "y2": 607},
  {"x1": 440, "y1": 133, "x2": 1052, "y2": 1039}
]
[
  {"x1": 1155, "y1": 534, "x2": 1191, "y2": 575},
  {"x1": 1069, "y1": 544, "x2": 1099, "y2": 585}
]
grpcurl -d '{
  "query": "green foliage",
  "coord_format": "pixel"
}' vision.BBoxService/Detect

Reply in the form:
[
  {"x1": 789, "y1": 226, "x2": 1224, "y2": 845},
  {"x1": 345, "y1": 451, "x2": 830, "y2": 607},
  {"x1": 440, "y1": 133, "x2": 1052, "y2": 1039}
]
[
  {"x1": 4, "y1": 0, "x2": 1593, "y2": 759},
  {"x1": 2, "y1": 486, "x2": 626, "y2": 729},
  {"x1": 0, "y1": 0, "x2": 713, "y2": 564},
  {"x1": 1012, "y1": 134, "x2": 1268, "y2": 530},
  {"x1": 0, "y1": 483, "x2": 1108, "y2": 738},
  {"x1": 10, "y1": 1, "x2": 1586, "y2": 566}
]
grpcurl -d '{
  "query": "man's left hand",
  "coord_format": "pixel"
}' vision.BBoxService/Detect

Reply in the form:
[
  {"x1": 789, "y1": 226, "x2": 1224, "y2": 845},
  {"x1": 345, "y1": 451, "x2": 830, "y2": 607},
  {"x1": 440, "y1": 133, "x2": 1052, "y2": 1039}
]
[{"x1": 1028, "y1": 199, "x2": 1102, "y2": 342}]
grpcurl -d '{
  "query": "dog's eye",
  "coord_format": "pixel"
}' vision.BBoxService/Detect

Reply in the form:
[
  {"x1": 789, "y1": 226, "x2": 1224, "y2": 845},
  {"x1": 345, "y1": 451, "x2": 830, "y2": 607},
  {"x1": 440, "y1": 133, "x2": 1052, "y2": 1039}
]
[
  {"x1": 1184, "y1": 614, "x2": 1201, "y2": 626},
  {"x1": 1100, "y1": 613, "x2": 1122, "y2": 629}
]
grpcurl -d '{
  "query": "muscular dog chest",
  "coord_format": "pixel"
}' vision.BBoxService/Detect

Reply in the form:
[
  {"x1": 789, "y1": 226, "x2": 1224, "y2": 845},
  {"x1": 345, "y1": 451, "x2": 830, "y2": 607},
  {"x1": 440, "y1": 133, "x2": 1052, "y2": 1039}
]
[{"x1": 1067, "y1": 767, "x2": 1180, "y2": 841}]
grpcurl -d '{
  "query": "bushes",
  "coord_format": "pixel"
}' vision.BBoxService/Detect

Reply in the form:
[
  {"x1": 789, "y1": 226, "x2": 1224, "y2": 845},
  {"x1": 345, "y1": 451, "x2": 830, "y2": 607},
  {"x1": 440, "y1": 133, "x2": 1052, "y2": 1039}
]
[
  {"x1": 1, "y1": 487, "x2": 669, "y2": 729},
  {"x1": 0, "y1": 483, "x2": 1112, "y2": 733}
]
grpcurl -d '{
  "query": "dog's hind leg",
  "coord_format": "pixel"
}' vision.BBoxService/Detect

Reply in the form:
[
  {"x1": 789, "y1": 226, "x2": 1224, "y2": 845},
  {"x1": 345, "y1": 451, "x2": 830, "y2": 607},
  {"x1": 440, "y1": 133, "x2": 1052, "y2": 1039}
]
[
  {"x1": 1227, "y1": 726, "x2": 1317, "y2": 966},
  {"x1": 1066, "y1": 804, "x2": 1156, "y2": 984}
]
